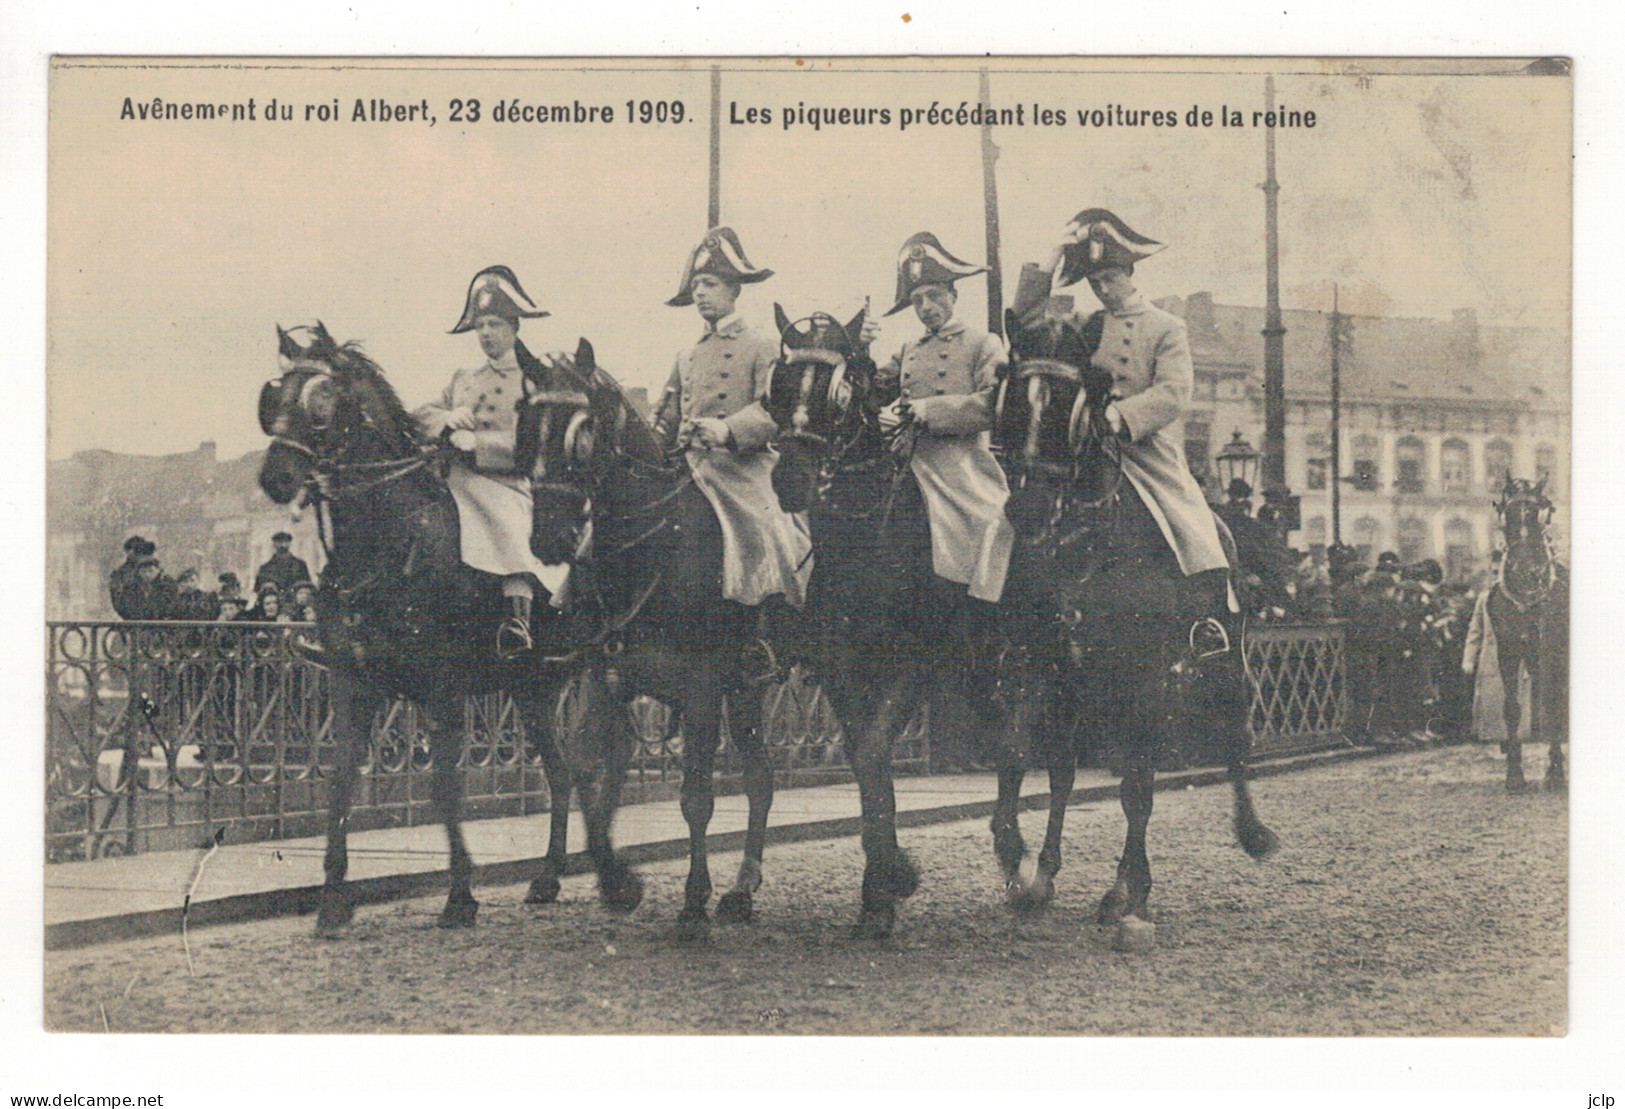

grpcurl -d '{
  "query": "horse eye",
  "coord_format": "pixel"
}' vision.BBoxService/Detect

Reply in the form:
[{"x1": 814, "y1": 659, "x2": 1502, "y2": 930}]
[{"x1": 304, "y1": 378, "x2": 338, "y2": 424}]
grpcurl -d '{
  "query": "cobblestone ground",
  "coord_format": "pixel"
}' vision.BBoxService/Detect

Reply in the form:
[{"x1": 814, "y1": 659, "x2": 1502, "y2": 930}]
[{"x1": 45, "y1": 743, "x2": 1566, "y2": 1036}]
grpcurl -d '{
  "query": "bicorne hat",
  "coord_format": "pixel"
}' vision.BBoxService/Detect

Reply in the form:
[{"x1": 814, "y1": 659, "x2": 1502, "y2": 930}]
[
  {"x1": 449, "y1": 266, "x2": 551, "y2": 334},
  {"x1": 667, "y1": 228, "x2": 773, "y2": 307},
  {"x1": 885, "y1": 232, "x2": 985, "y2": 316},
  {"x1": 1056, "y1": 209, "x2": 1166, "y2": 287}
]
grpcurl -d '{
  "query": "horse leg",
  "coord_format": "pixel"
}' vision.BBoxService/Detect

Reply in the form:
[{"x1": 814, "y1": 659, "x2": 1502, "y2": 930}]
[
  {"x1": 314, "y1": 677, "x2": 375, "y2": 937},
  {"x1": 1496, "y1": 636, "x2": 1530, "y2": 794},
  {"x1": 676, "y1": 670, "x2": 725, "y2": 939},
  {"x1": 1534, "y1": 633, "x2": 1566, "y2": 793},
  {"x1": 426, "y1": 693, "x2": 478, "y2": 928},
  {"x1": 717, "y1": 686, "x2": 772, "y2": 924},
  {"x1": 1099, "y1": 766, "x2": 1155, "y2": 928},
  {"x1": 524, "y1": 686, "x2": 569, "y2": 906},
  {"x1": 1230, "y1": 765, "x2": 1280, "y2": 860},
  {"x1": 565, "y1": 666, "x2": 641, "y2": 913},
  {"x1": 852, "y1": 671, "x2": 924, "y2": 940},
  {"x1": 991, "y1": 755, "x2": 1028, "y2": 899}
]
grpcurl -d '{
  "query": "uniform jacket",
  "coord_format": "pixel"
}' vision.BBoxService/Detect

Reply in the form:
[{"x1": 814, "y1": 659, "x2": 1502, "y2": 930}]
[
  {"x1": 877, "y1": 317, "x2": 1014, "y2": 602},
  {"x1": 658, "y1": 314, "x2": 811, "y2": 607},
  {"x1": 1013, "y1": 263, "x2": 1228, "y2": 578},
  {"x1": 414, "y1": 350, "x2": 568, "y2": 592},
  {"x1": 253, "y1": 550, "x2": 312, "y2": 596}
]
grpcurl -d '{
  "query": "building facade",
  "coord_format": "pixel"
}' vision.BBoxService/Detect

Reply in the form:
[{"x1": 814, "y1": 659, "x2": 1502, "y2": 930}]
[
  {"x1": 1165, "y1": 293, "x2": 1569, "y2": 580},
  {"x1": 47, "y1": 441, "x2": 325, "y2": 621}
]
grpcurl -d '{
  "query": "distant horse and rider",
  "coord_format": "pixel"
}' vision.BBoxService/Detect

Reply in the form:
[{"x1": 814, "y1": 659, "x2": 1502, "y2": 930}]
[{"x1": 1482, "y1": 476, "x2": 1568, "y2": 793}]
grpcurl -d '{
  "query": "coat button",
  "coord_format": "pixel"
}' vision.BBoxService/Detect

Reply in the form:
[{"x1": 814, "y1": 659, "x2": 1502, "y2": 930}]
[
  {"x1": 1123, "y1": 337, "x2": 1132, "y2": 345},
  {"x1": 719, "y1": 371, "x2": 729, "y2": 379},
  {"x1": 939, "y1": 352, "x2": 949, "y2": 359},
  {"x1": 494, "y1": 386, "x2": 503, "y2": 394},
  {"x1": 1119, "y1": 356, "x2": 1130, "y2": 364},
  {"x1": 717, "y1": 391, "x2": 728, "y2": 399},
  {"x1": 938, "y1": 370, "x2": 947, "y2": 377},
  {"x1": 723, "y1": 352, "x2": 733, "y2": 359}
]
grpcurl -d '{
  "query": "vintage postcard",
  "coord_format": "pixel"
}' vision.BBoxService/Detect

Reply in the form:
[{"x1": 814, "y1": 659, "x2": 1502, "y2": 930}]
[{"x1": 40, "y1": 55, "x2": 1571, "y2": 1053}]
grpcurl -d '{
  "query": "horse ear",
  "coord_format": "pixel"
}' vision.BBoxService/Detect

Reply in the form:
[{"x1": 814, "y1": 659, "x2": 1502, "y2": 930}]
[
  {"x1": 276, "y1": 325, "x2": 300, "y2": 362},
  {"x1": 844, "y1": 305, "x2": 867, "y2": 341},
  {"x1": 774, "y1": 303, "x2": 793, "y2": 342},
  {"x1": 575, "y1": 337, "x2": 596, "y2": 373}
]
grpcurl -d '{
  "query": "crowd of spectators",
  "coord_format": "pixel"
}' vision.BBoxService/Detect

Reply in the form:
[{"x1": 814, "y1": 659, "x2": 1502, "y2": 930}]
[{"x1": 108, "y1": 531, "x2": 318, "y2": 624}]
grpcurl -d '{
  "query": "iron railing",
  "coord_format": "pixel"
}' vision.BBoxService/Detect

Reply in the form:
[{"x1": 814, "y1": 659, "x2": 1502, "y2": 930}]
[
  {"x1": 46, "y1": 618, "x2": 1344, "y2": 859},
  {"x1": 45, "y1": 621, "x2": 872, "y2": 861}
]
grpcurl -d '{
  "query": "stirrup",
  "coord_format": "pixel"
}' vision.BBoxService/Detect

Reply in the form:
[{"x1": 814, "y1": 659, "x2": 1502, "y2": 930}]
[{"x1": 497, "y1": 615, "x2": 534, "y2": 658}]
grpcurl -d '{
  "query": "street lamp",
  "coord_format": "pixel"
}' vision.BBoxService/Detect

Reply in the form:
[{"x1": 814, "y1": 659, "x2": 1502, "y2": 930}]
[{"x1": 1215, "y1": 430, "x2": 1261, "y2": 494}]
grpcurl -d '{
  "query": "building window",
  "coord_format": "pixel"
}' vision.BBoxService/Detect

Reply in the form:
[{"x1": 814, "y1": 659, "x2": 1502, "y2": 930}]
[
  {"x1": 1303, "y1": 432, "x2": 1329, "y2": 491},
  {"x1": 1444, "y1": 518, "x2": 1475, "y2": 582},
  {"x1": 1305, "y1": 458, "x2": 1328, "y2": 491},
  {"x1": 1353, "y1": 517, "x2": 1381, "y2": 564},
  {"x1": 1535, "y1": 443, "x2": 1558, "y2": 496},
  {"x1": 1397, "y1": 517, "x2": 1430, "y2": 565},
  {"x1": 1485, "y1": 439, "x2": 1514, "y2": 489},
  {"x1": 1396, "y1": 436, "x2": 1426, "y2": 494},
  {"x1": 1183, "y1": 419, "x2": 1212, "y2": 484},
  {"x1": 1440, "y1": 438, "x2": 1471, "y2": 493},
  {"x1": 1351, "y1": 434, "x2": 1380, "y2": 492}
]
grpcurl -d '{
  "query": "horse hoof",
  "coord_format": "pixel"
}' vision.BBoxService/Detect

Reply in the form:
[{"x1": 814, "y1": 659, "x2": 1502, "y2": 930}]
[
  {"x1": 675, "y1": 906, "x2": 711, "y2": 942},
  {"x1": 1097, "y1": 886, "x2": 1129, "y2": 926},
  {"x1": 525, "y1": 874, "x2": 562, "y2": 905},
  {"x1": 437, "y1": 897, "x2": 479, "y2": 929},
  {"x1": 1544, "y1": 770, "x2": 1567, "y2": 794},
  {"x1": 716, "y1": 890, "x2": 754, "y2": 924},
  {"x1": 313, "y1": 900, "x2": 353, "y2": 938},
  {"x1": 881, "y1": 851, "x2": 921, "y2": 901},
  {"x1": 1505, "y1": 778, "x2": 1532, "y2": 795},
  {"x1": 598, "y1": 865, "x2": 644, "y2": 915},
  {"x1": 1007, "y1": 880, "x2": 1053, "y2": 916},
  {"x1": 1112, "y1": 915, "x2": 1156, "y2": 953},
  {"x1": 852, "y1": 906, "x2": 896, "y2": 941},
  {"x1": 1236, "y1": 818, "x2": 1282, "y2": 861}
]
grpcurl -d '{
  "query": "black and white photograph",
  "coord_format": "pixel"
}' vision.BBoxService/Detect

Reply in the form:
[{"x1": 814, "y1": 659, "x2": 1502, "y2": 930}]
[{"x1": 8, "y1": 26, "x2": 1619, "y2": 1097}]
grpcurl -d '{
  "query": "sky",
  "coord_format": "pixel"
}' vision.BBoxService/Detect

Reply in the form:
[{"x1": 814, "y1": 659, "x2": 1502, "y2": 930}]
[{"x1": 47, "y1": 58, "x2": 1570, "y2": 461}]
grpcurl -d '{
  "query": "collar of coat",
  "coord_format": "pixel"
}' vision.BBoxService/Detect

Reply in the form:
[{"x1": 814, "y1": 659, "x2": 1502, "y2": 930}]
[
  {"x1": 1106, "y1": 293, "x2": 1149, "y2": 317},
  {"x1": 484, "y1": 349, "x2": 521, "y2": 373},
  {"x1": 701, "y1": 313, "x2": 746, "y2": 340},
  {"x1": 920, "y1": 317, "x2": 967, "y2": 340}
]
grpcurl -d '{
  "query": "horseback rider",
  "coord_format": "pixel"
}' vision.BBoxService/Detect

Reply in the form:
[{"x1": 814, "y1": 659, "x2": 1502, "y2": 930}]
[
  {"x1": 414, "y1": 265, "x2": 571, "y2": 656},
  {"x1": 858, "y1": 232, "x2": 1015, "y2": 607},
  {"x1": 650, "y1": 227, "x2": 813, "y2": 613},
  {"x1": 1011, "y1": 209, "x2": 1232, "y2": 607}
]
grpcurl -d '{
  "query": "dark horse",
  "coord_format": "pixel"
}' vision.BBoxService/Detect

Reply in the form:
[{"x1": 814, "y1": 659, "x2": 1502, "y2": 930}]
[
  {"x1": 984, "y1": 305, "x2": 1278, "y2": 947},
  {"x1": 1487, "y1": 476, "x2": 1568, "y2": 793},
  {"x1": 766, "y1": 306, "x2": 1016, "y2": 938},
  {"x1": 256, "y1": 324, "x2": 642, "y2": 935},
  {"x1": 514, "y1": 340, "x2": 782, "y2": 938}
]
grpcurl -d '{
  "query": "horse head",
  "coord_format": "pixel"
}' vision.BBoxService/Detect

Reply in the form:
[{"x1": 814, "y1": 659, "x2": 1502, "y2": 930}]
[
  {"x1": 1494, "y1": 474, "x2": 1558, "y2": 604},
  {"x1": 513, "y1": 338, "x2": 663, "y2": 566},
  {"x1": 994, "y1": 306, "x2": 1116, "y2": 531},
  {"x1": 257, "y1": 322, "x2": 422, "y2": 506},
  {"x1": 767, "y1": 304, "x2": 873, "y2": 514}
]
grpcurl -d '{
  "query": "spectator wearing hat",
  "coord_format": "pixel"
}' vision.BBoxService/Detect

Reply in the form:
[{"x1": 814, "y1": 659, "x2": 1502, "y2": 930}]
[
  {"x1": 217, "y1": 595, "x2": 249, "y2": 622},
  {"x1": 217, "y1": 572, "x2": 243, "y2": 601},
  {"x1": 414, "y1": 265, "x2": 572, "y2": 656},
  {"x1": 1012, "y1": 210, "x2": 1233, "y2": 606},
  {"x1": 649, "y1": 227, "x2": 812, "y2": 613},
  {"x1": 109, "y1": 536, "x2": 156, "y2": 619},
  {"x1": 128, "y1": 552, "x2": 181, "y2": 621},
  {"x1": 254, "y1": 532, "x2": 311, "y2": 599},
  {"x1": 287, "y1": 580, "x2": 318, "y2": 622}
]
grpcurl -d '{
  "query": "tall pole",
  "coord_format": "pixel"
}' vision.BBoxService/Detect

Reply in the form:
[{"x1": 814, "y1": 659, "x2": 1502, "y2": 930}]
[
  {"x1": 707, "y1": 66, "x2": 722, "y2": 229},
  {"x1": 1261, "y1": 76, "x2": 1288, "y2": 495},
  {"x1": 979, "y1": 69, "x2": 1004, "y2": 338},
  {"x1": 1330, "y1": 284, "x2": 1342, "y2": 547}
]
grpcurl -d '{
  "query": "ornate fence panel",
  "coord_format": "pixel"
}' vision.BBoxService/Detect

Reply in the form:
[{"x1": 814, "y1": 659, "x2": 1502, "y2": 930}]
[
  {"x1": 1242, "y1": 619, "x2": 1349, "y2": 755},
  {"x1": 45, "y1": 621, "x2": 864, "y2": 861},
  {"x1": 47, "y1": 618, "x2": 1336, "y2": 859}
]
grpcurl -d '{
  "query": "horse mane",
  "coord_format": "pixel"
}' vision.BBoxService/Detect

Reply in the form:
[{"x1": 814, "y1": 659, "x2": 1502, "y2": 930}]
[{"x1": 327, "y1": 340, "x2": 426, "y2": 449}]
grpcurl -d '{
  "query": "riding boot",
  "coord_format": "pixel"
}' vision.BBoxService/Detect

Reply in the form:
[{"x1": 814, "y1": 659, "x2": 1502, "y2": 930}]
[{"x1": 498, "y1": 594, "x2": 534, "y2": 658}]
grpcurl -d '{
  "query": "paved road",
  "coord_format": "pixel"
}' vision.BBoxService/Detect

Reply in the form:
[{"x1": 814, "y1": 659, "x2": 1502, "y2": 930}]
[{"x1": 45, "y1": 743, "x2": 1565, "y2": 1036}]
